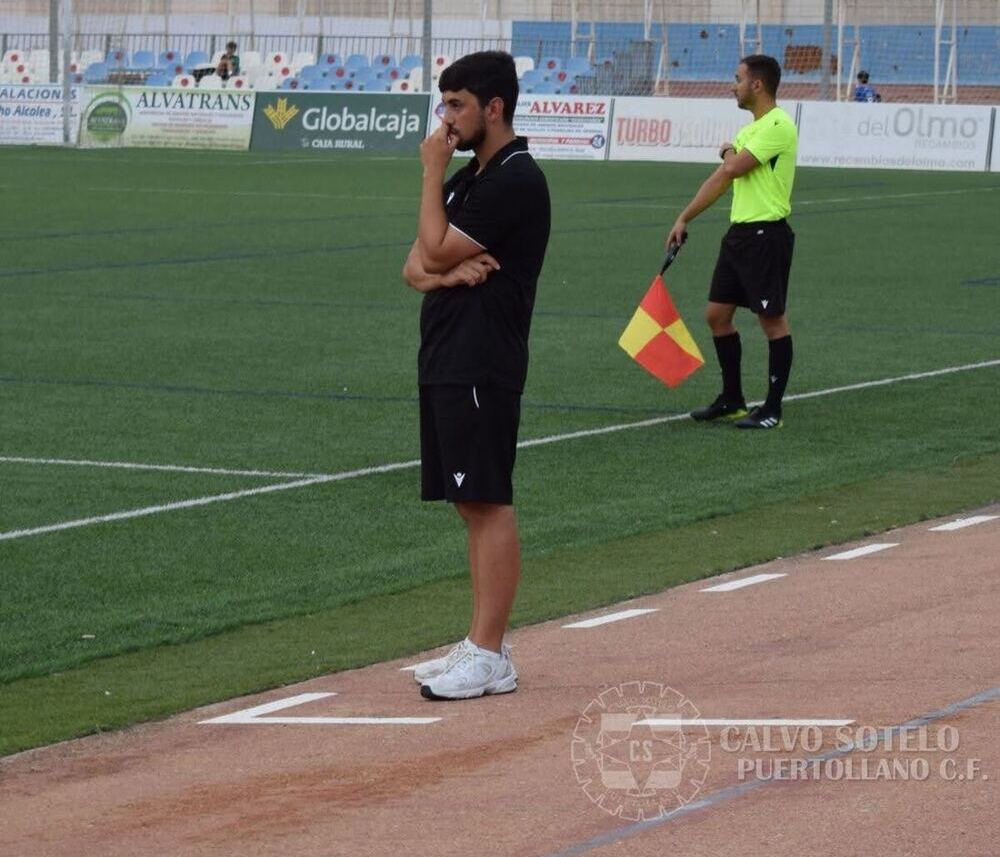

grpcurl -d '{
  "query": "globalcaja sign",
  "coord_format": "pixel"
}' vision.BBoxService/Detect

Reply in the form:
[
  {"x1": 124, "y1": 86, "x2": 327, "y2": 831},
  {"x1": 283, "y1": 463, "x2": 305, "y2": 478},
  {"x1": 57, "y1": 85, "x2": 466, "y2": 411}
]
[
  {"x1": 797, "y1": 101, "x2": 992, "y2": 172},
  {"x1": 0, "y1": 84, "x2": 79, "y2": 145},
  {"x1": 251, "y1": 92, "x2": 430, "y2": 152},
  {"x1": 78, "y1": 86, "x2": 255, "y2": 150}
]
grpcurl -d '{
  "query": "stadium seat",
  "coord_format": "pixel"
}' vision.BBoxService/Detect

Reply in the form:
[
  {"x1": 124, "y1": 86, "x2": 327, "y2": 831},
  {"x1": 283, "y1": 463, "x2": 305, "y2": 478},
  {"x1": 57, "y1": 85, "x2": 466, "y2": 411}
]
[
  {"x1": 130, "y1": 49, "x2": 155, "y2": 70},
  {"x1": 163, "y1": 60, "x2": 185, "y2": 77},
  {"x1": 198, "y1": 74, "x2": 224, "y2": 88},
  {"x1": 80, "y1": 49, "x2": 103, "y2": 68},
  {"x1": 360, "y1": 79, "x2": 391, "y2": 92},
  {"x1": 146, "y1": 71, "x2": 171, "y2": 86},
  {"x1": 83, "y1": 61, "x2": 108, "y2": 83},
  {"x1": 171, "y1": 74, "x2": 194, "y2": 88},
  {"x1": 240, "y1": 50, "x2": 262, "y2": 73},
  {"x1": 279, "y1": 76, "x2": 301, "y2": 89},
  {"x1": 299, "y1": 64, "x2": 324, "y2": 80},
  {"x1": 158, "y1": 49, "x2": 181, "y2": 66},
  {"x1": 184, "y1": 51, "x2": 210, "y2": 73},
  {"x1": 324, "y1": 79, "x2": 340, "y2": 90},
  {"x1": 105, "y1": 48, "x2": 129, "y2": 68},
  {"x1": 352, "y1": 67, "x2": 380, "y2": 86},
  {"x1": 273, "y1": 64, "x2": 293, "y2": 80},
  {"x1": 266, "y1": 50, "x2": 291, "y2": 69},
  {"x1": 432, "y1": 54, "x2": 452, "y2": 77},
  {"x1": 520, "y1": 68, "x2": 546, "y2": 85},
  {"x1": 329, "y1": 64, "x2": 349, "y2": 80},
  {"x1": 400, "y1": 54, "x2": 422, "y2": 73},
  {"x1": 250, "y1": 69, "x2": 276, "y2": 89},
  {"x1": 514, "y1": 55, "x2": 535, "y2": 76},
  {"x1": 28, "y1": 49, "x2": 49, "y2": 71},
  {"x1": 319, "y1": 52, "x2": 342, "y2": 67},
  {"x1": 345, "y1": 54, "x2": 369, "y2": 73},
  {"x1": 226, "y1": 75, "x2": 249, "y2": 89},
  {"x1": 390, "y1": 78, "x2": 410, "y2": 92},
  {"x1": 539, "y1": 56, "x2": 562, "y2": 76},
  {"x1": 373, "y1": 53, "x2": 395, "y2": 68},
  {"x1": 292, "y1": 51, "x2": 315, "y2": 70},
  {"x1": 406, "y1": 68, "x2": 423, "y2": 89},
  {"x1": 565, "y1": 56, "x2": 592, "y2": 76},
  {"x1": 2, "y1": 49, "x2": 26, "y2": 67}
]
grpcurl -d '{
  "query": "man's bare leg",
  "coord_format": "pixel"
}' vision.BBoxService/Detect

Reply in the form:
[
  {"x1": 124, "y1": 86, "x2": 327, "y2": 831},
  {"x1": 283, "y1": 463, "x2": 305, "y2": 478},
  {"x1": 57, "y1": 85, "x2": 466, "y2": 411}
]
[{"x1": 456, "y1": 502, "x2": 520, "y2": 653}]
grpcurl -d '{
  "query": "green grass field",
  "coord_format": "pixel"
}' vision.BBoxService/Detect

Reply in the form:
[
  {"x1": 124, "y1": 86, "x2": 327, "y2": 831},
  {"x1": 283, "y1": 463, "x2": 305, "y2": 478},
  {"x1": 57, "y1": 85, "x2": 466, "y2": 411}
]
[{"x1": 1, "y1": 147, "x2": 998, "y2": 755}]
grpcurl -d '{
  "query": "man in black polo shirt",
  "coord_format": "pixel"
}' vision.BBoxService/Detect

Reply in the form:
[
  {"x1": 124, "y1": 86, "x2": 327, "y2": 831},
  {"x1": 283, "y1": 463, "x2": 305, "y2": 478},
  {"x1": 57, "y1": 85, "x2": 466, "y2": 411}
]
[{"x1": 401, "y1": 51, "x2": 550, "y2": 700}]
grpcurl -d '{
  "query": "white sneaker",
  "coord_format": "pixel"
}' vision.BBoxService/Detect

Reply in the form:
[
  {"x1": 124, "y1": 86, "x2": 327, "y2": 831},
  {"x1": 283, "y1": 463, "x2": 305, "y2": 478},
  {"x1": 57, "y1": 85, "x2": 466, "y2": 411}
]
[
  {"x1": 420, "y1": 644, "x2": 518, "y2": 700},
  {"x1": 411, "y1": 639, "x2": 512, "y2": 684},
  {"x1": 410, "y1": 638, "x2": 474, "y2": 684}
]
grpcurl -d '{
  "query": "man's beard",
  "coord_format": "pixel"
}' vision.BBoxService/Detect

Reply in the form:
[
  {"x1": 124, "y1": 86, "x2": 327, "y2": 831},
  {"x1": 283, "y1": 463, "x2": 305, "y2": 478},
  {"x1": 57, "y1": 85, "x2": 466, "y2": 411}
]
[{"x1": 455, "y1": 120, "x2": 487, "y2": 152}]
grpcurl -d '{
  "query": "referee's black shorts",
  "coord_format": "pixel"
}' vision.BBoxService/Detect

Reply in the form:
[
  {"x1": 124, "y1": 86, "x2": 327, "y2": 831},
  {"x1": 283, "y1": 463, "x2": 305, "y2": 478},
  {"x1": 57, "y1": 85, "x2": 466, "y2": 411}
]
[
  {"x1": 709, "y1": 219, "x2": 795, "y2": 317},
  {"x1": 419, "y1": 384, "x2": 520, "y2": 505}
]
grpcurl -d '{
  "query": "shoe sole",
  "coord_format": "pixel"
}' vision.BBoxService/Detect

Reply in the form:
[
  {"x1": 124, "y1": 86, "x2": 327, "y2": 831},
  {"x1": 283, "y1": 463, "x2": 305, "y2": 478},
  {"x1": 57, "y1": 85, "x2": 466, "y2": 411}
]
[
  {"x1": 420, "y1": 674, "x2": 518, "y2": 701},
  {"x1": 691, "y1": 408, "x2": 748, "y2": 423}
]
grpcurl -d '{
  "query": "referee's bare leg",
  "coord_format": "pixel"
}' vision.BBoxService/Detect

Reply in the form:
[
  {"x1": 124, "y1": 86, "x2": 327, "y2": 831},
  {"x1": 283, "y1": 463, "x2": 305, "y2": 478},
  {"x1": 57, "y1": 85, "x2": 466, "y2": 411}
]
[
  {"x1": 455, "y1": 502, "x2": 520, "y2": 653},
  {"x1": 757, "y1": 312, "x2": 790, "y2": 339}
]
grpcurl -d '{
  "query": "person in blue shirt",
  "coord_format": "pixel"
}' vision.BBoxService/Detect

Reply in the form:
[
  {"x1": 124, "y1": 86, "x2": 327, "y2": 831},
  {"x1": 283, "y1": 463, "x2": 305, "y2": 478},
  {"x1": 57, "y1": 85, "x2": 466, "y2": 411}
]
[{"x1": 854, "y1": 70, "x2": 881, "y2": 102}]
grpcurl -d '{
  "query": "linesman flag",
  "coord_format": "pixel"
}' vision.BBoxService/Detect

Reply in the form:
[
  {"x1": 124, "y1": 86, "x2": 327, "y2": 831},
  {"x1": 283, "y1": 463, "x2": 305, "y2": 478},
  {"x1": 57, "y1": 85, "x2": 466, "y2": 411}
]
[{"x1": 618, "y1": 245, "x2": 704, "y2": 388}]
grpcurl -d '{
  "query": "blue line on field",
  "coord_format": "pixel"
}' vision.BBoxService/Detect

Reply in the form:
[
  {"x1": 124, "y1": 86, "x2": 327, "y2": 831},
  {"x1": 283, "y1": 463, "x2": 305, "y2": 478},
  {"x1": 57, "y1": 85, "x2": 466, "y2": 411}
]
[{"x1": 546, "y1": 684, "x2": 1000, "y2": 857}]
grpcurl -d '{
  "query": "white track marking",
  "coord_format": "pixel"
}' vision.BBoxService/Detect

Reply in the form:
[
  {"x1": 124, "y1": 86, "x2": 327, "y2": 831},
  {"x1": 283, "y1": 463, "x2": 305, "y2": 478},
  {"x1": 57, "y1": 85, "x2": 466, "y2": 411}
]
[
  {"x1": 0, "y1": 456, "x2": 330, "y2": 479},
  {"x1": 823, "y1": 543, "x2": 899, "y2": 560},
  {"x1": 2, "y1": 359, "x2": 997, "y2": 542},
  {"x1": 562, "y1": 608, "x2": 659, "y2": 628},
  {"x1": 700, "y1": 573, "x2": 787, "y2": 592},
  {"x1": 199, "y1": 692, "x2": 440, "y2": 726},
  {"x1": 634, "y1": 718, "x2": 855, "y2": 727},
  {"x1": 929, "y1": 515, "x2": 998, "y2": 532},
  {"x1": 583, "y1": 186, "x2": 999, "y2": 210}
]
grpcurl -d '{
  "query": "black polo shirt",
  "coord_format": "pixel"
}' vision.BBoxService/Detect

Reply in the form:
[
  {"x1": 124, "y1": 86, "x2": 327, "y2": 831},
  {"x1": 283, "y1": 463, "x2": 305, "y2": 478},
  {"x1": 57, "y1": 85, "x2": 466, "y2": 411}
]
[{"x1": 418, "y1": 136, "x2": 550, "y2": 393}]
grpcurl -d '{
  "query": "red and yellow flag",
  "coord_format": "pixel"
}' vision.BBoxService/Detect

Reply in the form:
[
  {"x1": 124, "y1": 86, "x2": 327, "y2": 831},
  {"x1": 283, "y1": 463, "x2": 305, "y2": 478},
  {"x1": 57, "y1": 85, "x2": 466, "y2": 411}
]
[{"x1": 619, "y1": 274, "x2": 704, "y2": 388}]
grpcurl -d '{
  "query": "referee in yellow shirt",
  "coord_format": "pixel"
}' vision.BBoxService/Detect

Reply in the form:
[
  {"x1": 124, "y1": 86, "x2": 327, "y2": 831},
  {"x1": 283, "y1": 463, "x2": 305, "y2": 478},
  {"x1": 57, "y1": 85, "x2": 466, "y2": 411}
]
[{"x1": 667, "y1": 54, "x2": 797, "y2": 429}]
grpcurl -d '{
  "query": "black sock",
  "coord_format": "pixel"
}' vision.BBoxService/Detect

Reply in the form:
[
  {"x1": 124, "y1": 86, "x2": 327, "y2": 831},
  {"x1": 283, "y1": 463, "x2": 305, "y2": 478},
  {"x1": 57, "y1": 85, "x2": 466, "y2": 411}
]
[
  {"x1": 765, "y1": 335, "x2": 793, "y2": 414},
  {"x1": 713, "y1": 332, "x2": 743, "y2": 404}
]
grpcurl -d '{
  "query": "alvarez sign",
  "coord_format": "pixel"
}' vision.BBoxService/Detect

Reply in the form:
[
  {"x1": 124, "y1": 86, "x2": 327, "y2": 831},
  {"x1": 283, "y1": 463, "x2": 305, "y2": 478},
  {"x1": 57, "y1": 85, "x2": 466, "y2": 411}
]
[{"x1": 252, "y1": 92, "x2": 429, "y2": 152}]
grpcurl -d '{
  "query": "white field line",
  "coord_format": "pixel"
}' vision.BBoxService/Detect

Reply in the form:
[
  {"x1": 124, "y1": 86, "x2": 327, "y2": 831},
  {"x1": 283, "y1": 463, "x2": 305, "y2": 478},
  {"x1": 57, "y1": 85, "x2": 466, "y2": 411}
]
[
  {"x1": 199, "y1": 692, "x2": 440, "y2": 726},
  {"x1": 0, "y1": 455, "x2": 331, "y2": 480},
  {"x1": 700, "y1": 573, "x2": 786, "y2": 592},
  {"x1": 582, "y1": 186, "x2": 1000, "y2": 210},
  {"x1": 823, "y1": 543, "x2": 899, "y2": 561},
  {"x1": 562, "y1": 608, "x2": 659, "y2": 628},
  {"x1": 929, "y1": 515, "x2": 998, "y2": 532},
  {"x1": 0, "y1": 460, "x2": 419, "y2": 542},
  {"x1": 2, "y1": 358, "x2": 998, "y2": 543},
  {"x1": 634, "y1": 718, "x2": 855, "y2": 727},
  {"x1": 87, "y1": 186, "x2": 416, "y2": 202}
]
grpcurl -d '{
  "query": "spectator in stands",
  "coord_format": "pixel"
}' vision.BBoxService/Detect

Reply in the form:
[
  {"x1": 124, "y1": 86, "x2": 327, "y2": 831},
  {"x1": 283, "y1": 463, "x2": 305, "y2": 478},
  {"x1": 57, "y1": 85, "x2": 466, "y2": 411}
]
[
  {"x1": 216, "y1": 41, "x2": 240, "y2": 80},
  {"x1": 853, "y1": 70, "x2": 881, "y2": 102}
]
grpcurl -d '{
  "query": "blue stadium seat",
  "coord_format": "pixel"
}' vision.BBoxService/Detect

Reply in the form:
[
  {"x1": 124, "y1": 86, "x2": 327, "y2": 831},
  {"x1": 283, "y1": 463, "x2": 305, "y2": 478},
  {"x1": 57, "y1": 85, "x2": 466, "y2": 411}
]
[
  {"x1": 184, "y1": 50, "x2": 210, "y2": 68},
  {"x1": 130, "y1": 50, "x2": 155, "y2": 70},
  {"x1": 83, "y1": 61, "x2": 108, "y2": 83},
  {"x1": 104, "y1": 49, "x2": 128, "y2": 68},
  {"x1": 319, "y1": 52, "x2": 342, "y2": 68},
  {"x1": 538, "y1": 56, "x2": 562, "y2": 77},
  {"x1": 520, "y1": 68, "x2": 546, "y2": 85},
  {"x1": 158, "y1": 49, "x2": 182, "y2": 66},
  {"x1": 345, "y1": 54, "x2": 369, "y2": 73},
  {"x1": 565, "y1": 56, "x2": 592, "y2": 76},
  {"x1": 299, "y1": 64, "x2": 324, "y2": 81},
  {"x1": 146, "y1": 71, "x2": 171, "y2": 86},
  {"x1": 372, "y1": 53, "x2": 396, "y2": 69},
  {"x1": 400, "y1": 54, "x2": 422, "y2": 73},
  {"x1": 279, "y1": 76, "x2": 301, "y2": 90}
]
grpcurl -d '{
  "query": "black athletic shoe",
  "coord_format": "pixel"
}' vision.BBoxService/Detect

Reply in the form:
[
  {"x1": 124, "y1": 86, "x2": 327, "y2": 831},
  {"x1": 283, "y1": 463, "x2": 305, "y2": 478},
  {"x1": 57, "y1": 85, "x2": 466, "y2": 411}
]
[
  {"x1": 690, "y1": 395, "x2": 749, "y2": 422},
  {"x1": 735, "y1": 406, "x2": 783, "y2": 430}
]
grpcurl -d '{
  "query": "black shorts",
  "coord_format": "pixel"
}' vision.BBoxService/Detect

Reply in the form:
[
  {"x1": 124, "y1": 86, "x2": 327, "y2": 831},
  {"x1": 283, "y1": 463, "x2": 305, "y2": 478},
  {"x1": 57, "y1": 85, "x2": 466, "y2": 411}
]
[
  {"x1": 709, "y1": 219, "x2": 795, "y2": 317},
  {"x1": 419, "y1": 384, "x2": 521, "y2": 504}
]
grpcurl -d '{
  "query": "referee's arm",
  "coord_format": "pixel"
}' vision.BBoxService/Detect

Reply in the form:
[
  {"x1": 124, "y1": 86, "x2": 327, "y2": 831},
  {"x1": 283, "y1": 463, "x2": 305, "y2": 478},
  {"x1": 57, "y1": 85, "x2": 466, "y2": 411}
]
[{"x1": 666, "y1": 149, "x2": 760, "y2": 248}]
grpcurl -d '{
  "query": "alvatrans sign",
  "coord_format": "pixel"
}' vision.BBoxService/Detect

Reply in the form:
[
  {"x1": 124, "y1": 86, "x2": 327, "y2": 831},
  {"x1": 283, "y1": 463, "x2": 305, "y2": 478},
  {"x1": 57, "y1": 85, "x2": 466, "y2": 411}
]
[
  {"x1": 251, "y1": 92, "x2": 429, "y2": 152},
  {"x1": 78, "y1": 85, "x2": 255, "y2": 150}
]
